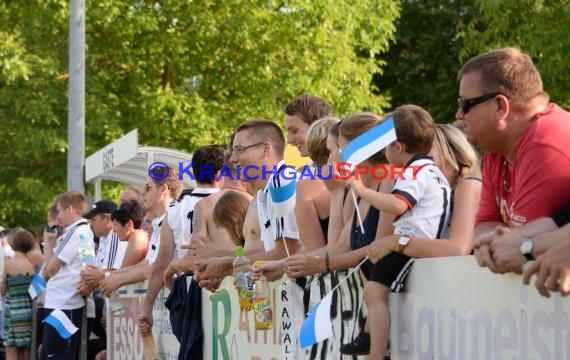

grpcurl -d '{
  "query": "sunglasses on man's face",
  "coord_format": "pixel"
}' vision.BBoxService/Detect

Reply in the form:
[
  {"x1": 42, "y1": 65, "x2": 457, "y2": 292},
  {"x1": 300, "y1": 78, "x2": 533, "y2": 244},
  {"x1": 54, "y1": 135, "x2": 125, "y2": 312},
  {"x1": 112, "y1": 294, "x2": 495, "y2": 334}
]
[{"x1": 457, "y1": 92, "x2": 499, "y2": 115}]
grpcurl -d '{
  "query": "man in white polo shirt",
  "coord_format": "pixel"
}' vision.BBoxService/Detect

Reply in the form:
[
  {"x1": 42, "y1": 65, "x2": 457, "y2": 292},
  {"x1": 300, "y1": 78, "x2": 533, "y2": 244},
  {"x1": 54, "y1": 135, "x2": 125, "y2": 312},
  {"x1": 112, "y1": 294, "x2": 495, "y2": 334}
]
[{"x1": 41, "y1": 191, "x2": 94, "y2": 360}]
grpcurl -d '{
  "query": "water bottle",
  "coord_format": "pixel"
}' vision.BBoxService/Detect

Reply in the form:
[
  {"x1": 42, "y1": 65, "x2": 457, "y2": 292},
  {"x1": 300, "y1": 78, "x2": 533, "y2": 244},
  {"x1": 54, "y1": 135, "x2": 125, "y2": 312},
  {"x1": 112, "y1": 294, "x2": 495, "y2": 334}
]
[
  {"x1": 78, "y1": 232, "x2": 95, "y2": 266},
  {"x1": 233, "y1": 246, "x2": 254, "y2": 311},
  {"x1": 253, "y1": 261, "x2": 273, "y2": 330}
]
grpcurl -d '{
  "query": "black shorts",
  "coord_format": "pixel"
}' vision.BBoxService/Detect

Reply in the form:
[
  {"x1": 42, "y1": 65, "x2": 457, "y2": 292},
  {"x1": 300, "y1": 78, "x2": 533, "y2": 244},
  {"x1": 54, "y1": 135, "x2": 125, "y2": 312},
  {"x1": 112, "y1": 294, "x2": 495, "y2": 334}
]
[
  {"x1": 369, "y1": 252, "x2": 414, "y2": 292},
  {"x1": 360, "y1": 258, "x2": 373, "y2": 280}
]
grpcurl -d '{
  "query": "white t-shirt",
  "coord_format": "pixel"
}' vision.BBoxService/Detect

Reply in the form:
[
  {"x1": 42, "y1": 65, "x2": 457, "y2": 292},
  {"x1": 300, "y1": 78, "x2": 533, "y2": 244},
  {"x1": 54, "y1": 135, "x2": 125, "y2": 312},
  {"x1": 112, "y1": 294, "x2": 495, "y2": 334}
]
[
  {"x1": 257, "y1": 161, "x2": 300, "y2": 251},
  {"x1": 392, "y1": 157, "x2": 452, "y2": 239},
  {"x1": 168, "y1": 188, "x2": 219, "y2": 260},
  {"x1": 45, "y1": 219, "x2": 94, "y2": 310},
  {"x1": 145, "y1": 212, "x2": 166, "y2": 265},
  {"x1": 95, "y1": 230, "x2": 127, "y2": 270}
]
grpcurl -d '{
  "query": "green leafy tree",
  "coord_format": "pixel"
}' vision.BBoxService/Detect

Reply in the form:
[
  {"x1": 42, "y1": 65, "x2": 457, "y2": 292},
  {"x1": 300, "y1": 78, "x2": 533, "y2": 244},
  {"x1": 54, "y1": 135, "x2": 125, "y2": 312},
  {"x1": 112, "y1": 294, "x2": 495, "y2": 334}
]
[
  {"x1": 460, "y1": 0, "x2": 570, "y2": 108},
  {"x1": 0, "y1": 0, "x2": 400, "y2": 227},
  {"x1": 374, "y1": 0, "x2": 481, "y2": 123}
]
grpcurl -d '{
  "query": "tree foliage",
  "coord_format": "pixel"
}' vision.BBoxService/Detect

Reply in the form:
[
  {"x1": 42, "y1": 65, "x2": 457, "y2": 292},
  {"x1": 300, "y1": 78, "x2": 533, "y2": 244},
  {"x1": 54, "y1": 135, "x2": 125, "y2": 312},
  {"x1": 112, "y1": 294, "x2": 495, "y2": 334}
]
[
  {"x1": 374, "y1": 0, "x2": 480, "y2": 123},
  {"x1": 460, "y1": 0, "x2": 570, "y2": 108},
  {"x1": 0, "y1": 0, "x2": 400, "y2": 227}
]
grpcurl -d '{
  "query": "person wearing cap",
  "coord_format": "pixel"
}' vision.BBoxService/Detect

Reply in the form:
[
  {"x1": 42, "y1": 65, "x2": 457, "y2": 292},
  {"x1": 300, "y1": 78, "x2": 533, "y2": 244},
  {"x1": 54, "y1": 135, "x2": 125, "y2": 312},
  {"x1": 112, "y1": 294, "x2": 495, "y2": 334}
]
[
  {"x1": 76, "y1": 200, "x2": 128, "y2": 358},
  {"x1": 79, "y1": 200, "x2": 128, "y2": 288}
]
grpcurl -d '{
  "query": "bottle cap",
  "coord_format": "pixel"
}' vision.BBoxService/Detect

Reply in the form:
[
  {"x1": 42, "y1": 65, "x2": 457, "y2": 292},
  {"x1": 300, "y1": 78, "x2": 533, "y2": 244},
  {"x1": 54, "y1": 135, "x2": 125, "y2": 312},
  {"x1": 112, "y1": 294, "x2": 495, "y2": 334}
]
[{"x1": 235, "y1": 245, "x2": 244, "y2": 257}]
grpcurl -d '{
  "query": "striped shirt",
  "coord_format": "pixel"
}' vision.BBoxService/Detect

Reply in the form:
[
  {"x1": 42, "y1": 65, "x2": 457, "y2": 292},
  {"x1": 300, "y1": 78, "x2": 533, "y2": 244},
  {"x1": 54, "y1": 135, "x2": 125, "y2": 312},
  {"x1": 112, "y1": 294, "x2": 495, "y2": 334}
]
[
  {"x1": 95, "y1": 230, "x2": 127, "y2": 270},
  {"x1": 257, "y1": 160, "x2": 300, "y2": 251},
  {"x1": 46, "y1": 219, "x2": 93, "y2": 310},
  {"x1": 392, "y1": 156, "x2": 451, "y2": 239}
]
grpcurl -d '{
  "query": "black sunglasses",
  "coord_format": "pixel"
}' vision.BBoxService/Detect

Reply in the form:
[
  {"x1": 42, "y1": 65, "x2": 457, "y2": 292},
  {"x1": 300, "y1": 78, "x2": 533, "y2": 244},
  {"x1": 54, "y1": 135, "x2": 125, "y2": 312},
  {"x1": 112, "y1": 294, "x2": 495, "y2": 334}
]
[{"x1": 457, "y1": 92, "x2": 499, "y2": 114}]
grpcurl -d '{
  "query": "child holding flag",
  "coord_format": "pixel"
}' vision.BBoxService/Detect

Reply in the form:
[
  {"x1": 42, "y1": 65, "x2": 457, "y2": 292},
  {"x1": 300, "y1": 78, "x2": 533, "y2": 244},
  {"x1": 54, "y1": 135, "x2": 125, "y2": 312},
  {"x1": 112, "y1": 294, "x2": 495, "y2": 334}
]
[{"x1": 347, "y1": 105, "x2": 452, "y2": 360}]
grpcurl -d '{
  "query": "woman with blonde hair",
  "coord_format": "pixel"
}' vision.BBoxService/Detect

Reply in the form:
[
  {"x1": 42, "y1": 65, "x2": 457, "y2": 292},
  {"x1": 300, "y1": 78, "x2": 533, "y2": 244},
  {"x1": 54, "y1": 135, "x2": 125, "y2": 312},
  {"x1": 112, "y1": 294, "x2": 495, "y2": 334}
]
[{"x1": 286, "y1": 112, "x2": 397, "y2": 358}]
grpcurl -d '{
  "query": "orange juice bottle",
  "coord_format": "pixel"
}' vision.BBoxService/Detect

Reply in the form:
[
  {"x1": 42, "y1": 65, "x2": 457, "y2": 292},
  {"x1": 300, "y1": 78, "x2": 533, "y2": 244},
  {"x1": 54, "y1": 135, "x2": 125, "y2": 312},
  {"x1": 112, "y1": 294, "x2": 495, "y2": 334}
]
[{"x1": 253, "y1": 261, "x2": 273, "y2": 330}]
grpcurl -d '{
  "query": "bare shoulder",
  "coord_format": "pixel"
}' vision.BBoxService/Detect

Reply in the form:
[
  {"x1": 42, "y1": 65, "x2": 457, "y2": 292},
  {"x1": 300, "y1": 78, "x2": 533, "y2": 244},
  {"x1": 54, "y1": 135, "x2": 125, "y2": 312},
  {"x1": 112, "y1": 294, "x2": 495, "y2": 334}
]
[
  {"x1": 26, "y1": 250, "x2": 44, "y2": 268},
  {"x1": 133, "y1": 229, "x2": 149, "y2": 243},
  {"x1": 455, "y1": 167, "x2": 483, "y2": 194},
  {"x1": 297, "y1": 178, "x2": 326, "y2": 198},
  {"x1": 3, "y1": 257, "x2": 15, "y2": 274}
]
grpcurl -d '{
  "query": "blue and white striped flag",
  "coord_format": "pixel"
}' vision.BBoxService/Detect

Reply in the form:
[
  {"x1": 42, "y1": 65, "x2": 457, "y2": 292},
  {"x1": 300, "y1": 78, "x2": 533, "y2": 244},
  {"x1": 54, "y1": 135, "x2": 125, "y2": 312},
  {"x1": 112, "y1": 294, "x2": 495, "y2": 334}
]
[
  {"x1": 340, "y1": 117, "x2": 397, "y2": 172},
  {"x1": 28, "y1": 273, "x2": 46, "y2": 300},
  {"x1": 43, "y1": 309, "x2": 79, "y2": 339},
  {"x1": 268, "y1": 166, "x2": 297, "y2": 218},
  {"x1": 299, "y1": 292, "x2": 334, "y2": 349}
]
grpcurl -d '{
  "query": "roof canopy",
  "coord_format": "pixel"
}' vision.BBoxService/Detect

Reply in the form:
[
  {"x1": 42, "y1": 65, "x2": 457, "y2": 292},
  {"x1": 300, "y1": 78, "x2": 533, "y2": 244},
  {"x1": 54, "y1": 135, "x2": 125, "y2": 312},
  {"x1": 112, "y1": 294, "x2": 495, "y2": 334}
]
[{"x1": 85, "y1": 130, "x2": 195, "y2": 194}]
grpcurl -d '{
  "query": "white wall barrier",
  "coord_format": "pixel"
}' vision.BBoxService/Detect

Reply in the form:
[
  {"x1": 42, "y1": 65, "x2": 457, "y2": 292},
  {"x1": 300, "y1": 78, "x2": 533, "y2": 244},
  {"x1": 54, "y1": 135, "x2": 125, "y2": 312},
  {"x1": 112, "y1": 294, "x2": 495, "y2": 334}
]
[
  {"x1": 109, "y1": 256, "x2": 568, "y2": 359},
  {"x1": 390, "y1": 256, "x2": 570, "y2": 360}
]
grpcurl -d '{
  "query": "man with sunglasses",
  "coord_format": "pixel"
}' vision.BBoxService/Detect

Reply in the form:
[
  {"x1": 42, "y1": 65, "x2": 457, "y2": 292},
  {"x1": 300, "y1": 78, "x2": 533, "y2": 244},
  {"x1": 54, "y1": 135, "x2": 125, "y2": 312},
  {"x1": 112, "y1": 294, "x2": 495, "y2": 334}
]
[
  {"x1": 457, "y1": 48, "x2": 570, "y2": 275},
  {"x1": 98, "y1": 166, "x2": 182, "y2": 296}
]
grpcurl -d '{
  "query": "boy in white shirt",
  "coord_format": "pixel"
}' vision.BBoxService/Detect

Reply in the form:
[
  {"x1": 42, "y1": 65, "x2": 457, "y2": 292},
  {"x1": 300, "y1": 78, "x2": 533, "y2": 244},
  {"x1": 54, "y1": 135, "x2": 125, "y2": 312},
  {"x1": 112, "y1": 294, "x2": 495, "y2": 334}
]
[{"x1": 348, "y1": 105, "x2": 451, "y2": 360}]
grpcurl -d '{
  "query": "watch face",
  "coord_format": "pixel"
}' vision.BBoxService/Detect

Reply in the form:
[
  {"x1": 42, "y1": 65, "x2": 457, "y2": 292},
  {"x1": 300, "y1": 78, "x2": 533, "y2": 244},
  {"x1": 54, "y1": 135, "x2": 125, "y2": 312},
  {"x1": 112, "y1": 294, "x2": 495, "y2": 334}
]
[
  {"x1": 520, "y1": 239, "x2": 533, "y2": 253},
  {"x1": 399, "y1": 236, "x2": 410, "y2": 246}
]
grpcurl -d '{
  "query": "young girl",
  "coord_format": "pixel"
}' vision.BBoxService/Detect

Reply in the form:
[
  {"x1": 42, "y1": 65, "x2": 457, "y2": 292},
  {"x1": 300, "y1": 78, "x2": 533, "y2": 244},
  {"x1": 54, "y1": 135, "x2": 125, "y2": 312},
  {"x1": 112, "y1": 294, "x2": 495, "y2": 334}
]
[{"x1": 1, "y1": 229, "x2": 36, "y2": 360}]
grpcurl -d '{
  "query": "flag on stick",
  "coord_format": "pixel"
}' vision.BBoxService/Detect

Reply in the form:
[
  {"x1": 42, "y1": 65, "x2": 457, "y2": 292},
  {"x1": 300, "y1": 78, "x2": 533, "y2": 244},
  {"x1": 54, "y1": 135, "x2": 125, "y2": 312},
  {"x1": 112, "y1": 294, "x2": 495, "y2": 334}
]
[
  {"x1": 44, "y1": 309, "x2": 79, "y2": 339},
  {"x1": 28, "y1": 273, "x2": 46, "y2": 300},
  {"x1": 340, "y1": 117, "x2": 397, "y2": 172},
  {"x1": 299, "y1": 292, "x2": 334, "y2": 349},
  {"x1": 268, "y1": 166, "x2": 297, "y2": 218}
]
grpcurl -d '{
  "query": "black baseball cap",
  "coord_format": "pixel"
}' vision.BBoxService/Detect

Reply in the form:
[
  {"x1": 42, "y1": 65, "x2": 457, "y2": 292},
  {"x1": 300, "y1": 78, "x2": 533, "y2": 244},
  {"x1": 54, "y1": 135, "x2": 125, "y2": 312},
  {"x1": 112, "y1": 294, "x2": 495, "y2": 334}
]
[{"x1": 84, "y1": 200, "x2": 118, "y2": 219}]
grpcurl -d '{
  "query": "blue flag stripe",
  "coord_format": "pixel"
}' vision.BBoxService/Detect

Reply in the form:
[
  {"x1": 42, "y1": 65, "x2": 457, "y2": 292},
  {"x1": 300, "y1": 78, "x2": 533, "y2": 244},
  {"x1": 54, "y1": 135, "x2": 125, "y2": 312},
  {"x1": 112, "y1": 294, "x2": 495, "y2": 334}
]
[
  {"x1": 269, "y1": 179, "x2": 296, "y2": 203},
  {"x1": 299, "y1": 302, "x2": 319, "y2": 348},
  {"x1": 44, "y1": 314, "x2": 74, "y2": 339},
  {"x1": 29, "y1": 273, "x2": 46, "y2": 299},
  {"x1": 341, "y1": 117, "x2": 395, "y2": 163}
]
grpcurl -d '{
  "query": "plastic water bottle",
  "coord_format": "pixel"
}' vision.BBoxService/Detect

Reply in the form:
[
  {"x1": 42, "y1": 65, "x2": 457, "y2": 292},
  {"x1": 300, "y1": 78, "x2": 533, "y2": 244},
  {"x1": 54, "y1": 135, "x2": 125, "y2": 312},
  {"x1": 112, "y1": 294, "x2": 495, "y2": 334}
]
[
  {"x1": 253, "y1": 261, "x2": 273, "y2": 330},
  {"x1": 78, "y1": 232, "x2": 95, "y2": 265},
  {"x1": 233, "y1": 246, "x2": 253, "y2": 311}
]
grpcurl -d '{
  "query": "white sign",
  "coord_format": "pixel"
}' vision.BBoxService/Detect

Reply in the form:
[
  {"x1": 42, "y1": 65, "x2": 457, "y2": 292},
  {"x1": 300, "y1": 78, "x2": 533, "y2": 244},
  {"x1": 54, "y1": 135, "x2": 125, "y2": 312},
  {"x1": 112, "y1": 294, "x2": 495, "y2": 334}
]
[
  {"x1": 85, "y1": 129, "x2": 138, "y2": 181},
  {"x1": 109, "y1": 257, "x2": 565, "y2": 359},
  {"x1": 389, "y1": 256, "x2": 568, "y2": 360}
]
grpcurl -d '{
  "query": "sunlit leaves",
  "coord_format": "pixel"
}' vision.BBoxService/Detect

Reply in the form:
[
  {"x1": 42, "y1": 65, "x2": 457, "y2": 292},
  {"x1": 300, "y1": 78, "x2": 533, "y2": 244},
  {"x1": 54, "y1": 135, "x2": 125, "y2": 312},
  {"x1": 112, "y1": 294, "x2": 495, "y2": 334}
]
[{"x1": 0, "y1": 0, "x2": 400, "y2": 227}]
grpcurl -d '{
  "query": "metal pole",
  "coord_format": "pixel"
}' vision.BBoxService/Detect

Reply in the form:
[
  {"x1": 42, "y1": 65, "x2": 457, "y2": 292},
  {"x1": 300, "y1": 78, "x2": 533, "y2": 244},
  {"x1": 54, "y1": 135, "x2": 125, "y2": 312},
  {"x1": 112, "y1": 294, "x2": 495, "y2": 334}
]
[
  {"x1": 67, "y1": 0, "x2": 86, "y2": 192},
  {"x1": 30, "y1": 298, "x2": 38, "y2": 360},
  {"x1": 80, "y1": 297, "x2": 88, "y2": 360}
]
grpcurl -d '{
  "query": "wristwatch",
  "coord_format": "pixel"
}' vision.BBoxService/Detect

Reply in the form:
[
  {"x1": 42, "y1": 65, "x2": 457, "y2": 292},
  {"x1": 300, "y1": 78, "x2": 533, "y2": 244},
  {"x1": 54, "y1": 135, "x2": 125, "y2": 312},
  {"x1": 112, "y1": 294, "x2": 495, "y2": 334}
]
[
  {"x1": 520, "y1": 238, "x2": 535, "y2": 261},
  {"x1": 398, "y1": 236, "x2": 411, "y2": 255}
]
